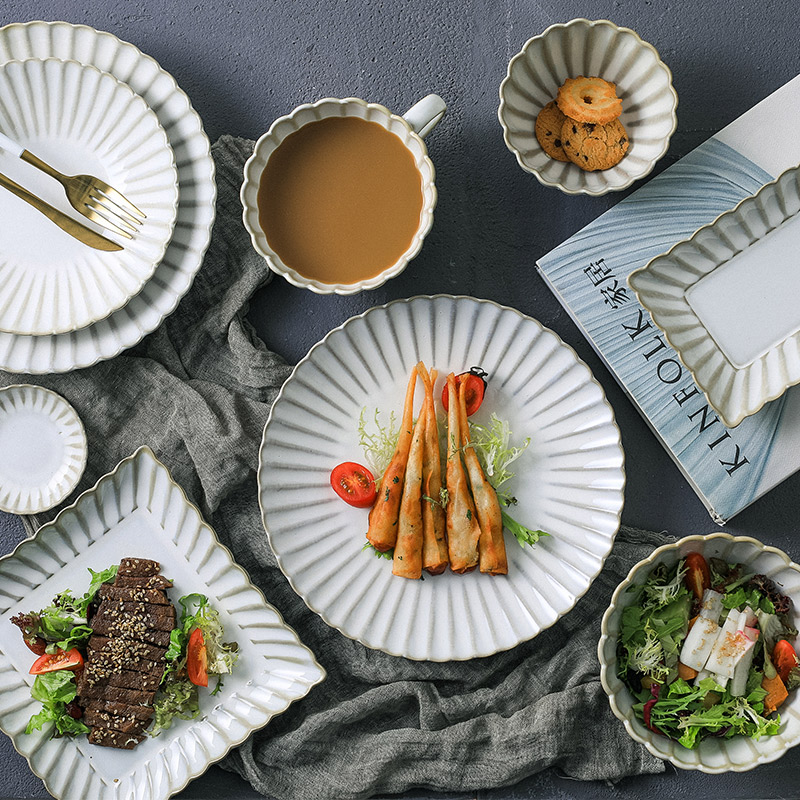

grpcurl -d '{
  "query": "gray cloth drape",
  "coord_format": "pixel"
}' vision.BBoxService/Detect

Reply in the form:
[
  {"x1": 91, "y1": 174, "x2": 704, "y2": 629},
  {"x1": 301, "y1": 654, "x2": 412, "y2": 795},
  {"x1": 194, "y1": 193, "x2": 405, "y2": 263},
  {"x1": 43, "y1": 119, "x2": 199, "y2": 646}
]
[{"x1": 9, "y1": 135, "x2": 667, "y2": 800}]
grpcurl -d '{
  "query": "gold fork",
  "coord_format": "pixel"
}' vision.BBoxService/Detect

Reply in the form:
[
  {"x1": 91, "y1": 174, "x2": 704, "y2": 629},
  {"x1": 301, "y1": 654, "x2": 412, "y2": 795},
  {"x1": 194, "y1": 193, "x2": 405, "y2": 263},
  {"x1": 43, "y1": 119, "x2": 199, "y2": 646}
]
[{"x1": 0, "y1": 131, "x2": 146, "y2": 239}]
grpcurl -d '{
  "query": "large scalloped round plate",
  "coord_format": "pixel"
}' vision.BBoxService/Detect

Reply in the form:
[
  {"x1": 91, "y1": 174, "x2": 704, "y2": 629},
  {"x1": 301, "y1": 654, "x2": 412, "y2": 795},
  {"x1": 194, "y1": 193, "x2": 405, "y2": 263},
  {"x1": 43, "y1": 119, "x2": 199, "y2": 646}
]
[
  {"x1": 599, "y1": 533, "x2": 800, "y2": 771},
  {"x1": 0, "y1": 21, "x2": 215, "y2": 373},
  {"x1": 259, "y1": 295, "x2": 626, "y2": 661},
  {"x1": 0, "y1": 58, "x2": 178, "y2": 336}
]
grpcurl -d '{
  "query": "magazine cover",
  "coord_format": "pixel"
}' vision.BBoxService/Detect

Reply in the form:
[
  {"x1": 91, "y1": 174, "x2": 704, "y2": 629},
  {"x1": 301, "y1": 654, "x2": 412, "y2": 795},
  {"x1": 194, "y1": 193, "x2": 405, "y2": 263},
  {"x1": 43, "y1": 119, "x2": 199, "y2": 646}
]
[{"x1": 537, "y1": 74, "x2": 800, "y2": 523}]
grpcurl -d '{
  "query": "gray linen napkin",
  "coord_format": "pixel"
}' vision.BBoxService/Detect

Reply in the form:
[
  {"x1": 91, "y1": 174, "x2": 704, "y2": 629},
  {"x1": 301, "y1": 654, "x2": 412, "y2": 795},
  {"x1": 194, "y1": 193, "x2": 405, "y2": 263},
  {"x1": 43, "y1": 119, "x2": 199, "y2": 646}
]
[{"x1": 7, "y1": 135, "x2": 667, "y2": 799}]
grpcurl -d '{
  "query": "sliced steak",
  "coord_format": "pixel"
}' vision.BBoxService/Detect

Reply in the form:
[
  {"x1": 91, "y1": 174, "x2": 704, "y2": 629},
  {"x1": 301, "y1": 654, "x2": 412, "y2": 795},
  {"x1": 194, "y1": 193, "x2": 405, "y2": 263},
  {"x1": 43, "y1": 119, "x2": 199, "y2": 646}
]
[
  {"x1": 114, "y1": 574, "x2": 173, "y2": 590},
  {"x1": 83, "y1": 699, "x2": 154, "y2": 722},
  {"x1": 94, "y1": 598, "x2": 175, "y2": 631},
  {"x1": 117, "y1": 558, "x2": 161, "y2": 578},
  {"x1": 88, "y1": 727, "x2": 145, "y2": 749},
  {"x1": 89, "y1": 614, "x2": 173, "y2": 647},
  {"x1": 82, "y1": 666, "x2": 163, "y2": 693},
  {"x1": 84, "y1": 708, "x2": 152, "y2": 734},
  {"x1": 99, "y1": 584, "x2": 171, "y2": 605},
  {"x1": 77, "y1": 680, "x2": 156, "y2": 705},
  {"x1": 88, "y1": 635, "x2": 167, "y2": 663}
]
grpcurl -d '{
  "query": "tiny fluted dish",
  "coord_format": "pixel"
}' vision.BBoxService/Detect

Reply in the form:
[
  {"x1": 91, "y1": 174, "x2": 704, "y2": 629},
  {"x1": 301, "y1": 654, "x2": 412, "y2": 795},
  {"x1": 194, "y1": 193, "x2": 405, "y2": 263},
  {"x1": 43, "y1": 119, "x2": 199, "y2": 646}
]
[
  {"x1": 0, "y1": 58, "x2": 179, "y2": 336},
  {"x1": 498, "y1": 18, "x2": 678, "y2": 195},
  {"x1": 599, "y1": 532, "x2": 800, "y2": 772},
  {"x1": 241, "y1": 95, "x2": 444, "y2": 294},
  {"x1": 628, "y1": 165, "x2": 800, "y2": 428},
  {"x1": 0, "y1": 384, "x2": 86, "y2": 513}
]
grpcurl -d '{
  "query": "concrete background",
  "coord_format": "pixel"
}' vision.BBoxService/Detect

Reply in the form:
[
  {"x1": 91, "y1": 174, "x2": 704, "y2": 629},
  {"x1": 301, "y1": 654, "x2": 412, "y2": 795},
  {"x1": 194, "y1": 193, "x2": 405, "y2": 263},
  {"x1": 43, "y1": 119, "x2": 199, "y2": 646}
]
[{"x1": 1, "y1": 0, "x2": 800, "y2": 797}]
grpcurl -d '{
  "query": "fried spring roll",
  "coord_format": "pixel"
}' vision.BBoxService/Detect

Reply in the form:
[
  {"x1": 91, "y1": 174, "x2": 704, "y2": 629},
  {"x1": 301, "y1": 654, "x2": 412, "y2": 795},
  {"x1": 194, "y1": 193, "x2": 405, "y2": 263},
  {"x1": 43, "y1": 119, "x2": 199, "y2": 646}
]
[
  {"x1": 392, "y1": 366, "x2": 427, "y2": 579},
  {"x1": 419, "y1": 365, "x2": 448, "y2": 574},
  {"x1": 445, "y1": 373, "x2": 481, "y2": 573},
  {"x1": 458, "y1": 381, "x2": 508, "y2": 575},
  {"x1": 366, "y1": 366, "x2": 418, "y2": 551}
]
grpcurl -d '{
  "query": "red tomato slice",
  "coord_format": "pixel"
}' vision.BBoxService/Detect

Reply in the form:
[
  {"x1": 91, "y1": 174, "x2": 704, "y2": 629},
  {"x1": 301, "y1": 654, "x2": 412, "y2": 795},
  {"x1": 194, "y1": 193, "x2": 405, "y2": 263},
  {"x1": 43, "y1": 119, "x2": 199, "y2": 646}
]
[
  {"x1": 330, "y1": 462, "x2": 377, "y2": 508},
  {"x1": 774, "y1": 639, "x2": 799, "y2": 682},
  {"x1": 440, "y1": 368, "x2": 488, "y2": 416},
  {"x1": 29, "y1": 647, "x2": 83, "y2": 675},
  {"x1": 187, "y1": 628, "x2": 209, "y2": 687},
  {"x1": 683, "y1": 552, "x2": 711, "y2": 600}
]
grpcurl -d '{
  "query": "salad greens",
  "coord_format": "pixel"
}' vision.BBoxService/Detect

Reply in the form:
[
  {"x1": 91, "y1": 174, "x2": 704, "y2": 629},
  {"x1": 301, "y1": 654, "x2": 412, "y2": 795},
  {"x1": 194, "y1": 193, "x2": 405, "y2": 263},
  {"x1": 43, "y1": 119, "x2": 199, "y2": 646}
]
[
  {"x1": 11, "y1": 565, "x2": 118, "y2": 654},
  {"x1": 151, "y1": 593, "x2": 239, "y2": 735},
  {"x1": 25, "y1": 671, "x2": 89, "y2": 737},
  {"x1": 619, "y1": 556, "x2": 797, "y2": 748}
]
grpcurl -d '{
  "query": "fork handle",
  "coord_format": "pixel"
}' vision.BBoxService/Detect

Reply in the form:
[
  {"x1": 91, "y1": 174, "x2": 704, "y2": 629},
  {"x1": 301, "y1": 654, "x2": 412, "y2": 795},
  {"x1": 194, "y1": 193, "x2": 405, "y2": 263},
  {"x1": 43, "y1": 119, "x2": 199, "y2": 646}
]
[
  {"x1": 0, "y1": 130, "x2": 23, "y2": 158},
  {"x1": 19, "y1": 150, "x2": 63, "y2": 181}
]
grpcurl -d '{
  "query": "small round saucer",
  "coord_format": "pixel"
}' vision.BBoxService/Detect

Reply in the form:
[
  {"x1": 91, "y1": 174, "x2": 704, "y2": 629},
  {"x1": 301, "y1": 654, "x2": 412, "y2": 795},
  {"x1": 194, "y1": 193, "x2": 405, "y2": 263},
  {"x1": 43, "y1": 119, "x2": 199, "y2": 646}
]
[{"x1": 0, "y1": 385, "x2": 87, "y2": 514}]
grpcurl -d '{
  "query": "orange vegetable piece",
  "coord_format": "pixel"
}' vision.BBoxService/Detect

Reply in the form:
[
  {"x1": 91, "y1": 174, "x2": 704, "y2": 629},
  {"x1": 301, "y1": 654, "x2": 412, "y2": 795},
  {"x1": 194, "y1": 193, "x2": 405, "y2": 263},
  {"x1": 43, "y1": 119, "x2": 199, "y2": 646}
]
[
  {"x1": 762, "y1": 673, "x2": 789, "y2": 714},
  {"x1": 677, "y1": 661, "x2": 699, "y2": 681}
]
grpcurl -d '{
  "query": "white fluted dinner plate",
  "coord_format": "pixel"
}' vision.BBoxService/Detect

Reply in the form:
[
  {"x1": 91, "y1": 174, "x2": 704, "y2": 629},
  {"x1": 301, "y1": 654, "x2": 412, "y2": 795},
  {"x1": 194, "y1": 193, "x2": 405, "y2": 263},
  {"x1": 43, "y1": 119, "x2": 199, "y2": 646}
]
[
  {"x1": 0, "y1": 384, "x2": 86, "y2": 513},
  {"x1": 0, "y1": 58, "x2": 178, "y2": 336},
  {"x1": 0, "y1": 21, "x2": 215, "y2": 372},
  {"x1": 0, "y1": 447, "x2": 325, "y2": 800},
  {"x1": 259, "y1": 295, "x2": 625, "y2": 661}
]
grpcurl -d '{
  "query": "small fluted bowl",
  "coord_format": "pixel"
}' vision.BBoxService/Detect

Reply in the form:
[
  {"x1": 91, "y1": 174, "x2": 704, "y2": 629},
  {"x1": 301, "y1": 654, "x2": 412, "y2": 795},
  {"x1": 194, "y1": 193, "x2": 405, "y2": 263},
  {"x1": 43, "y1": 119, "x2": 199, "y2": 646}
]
[
  {"x1": 599, "y1": 533, "x2": 800, "y2": 772},
  {"x1": 498, "y1": 18, "x2": 678, "y2": 195}
]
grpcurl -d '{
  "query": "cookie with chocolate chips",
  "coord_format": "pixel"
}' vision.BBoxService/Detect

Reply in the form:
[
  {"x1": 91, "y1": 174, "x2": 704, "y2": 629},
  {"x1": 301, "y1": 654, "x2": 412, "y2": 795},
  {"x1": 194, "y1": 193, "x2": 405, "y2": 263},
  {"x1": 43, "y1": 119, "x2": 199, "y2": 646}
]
[
  {"x1": 560, "y1": 118, "x2": 629, "y2": 171},
  {"x1": 534, "y1": 101, "x2": 570, "y2": 162}
]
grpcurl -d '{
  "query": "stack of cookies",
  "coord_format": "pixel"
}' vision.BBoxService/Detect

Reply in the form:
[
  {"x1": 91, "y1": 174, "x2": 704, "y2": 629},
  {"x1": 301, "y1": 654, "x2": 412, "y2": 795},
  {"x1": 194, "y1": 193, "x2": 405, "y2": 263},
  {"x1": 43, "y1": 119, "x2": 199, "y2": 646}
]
[{"x1": 535, "y1": 76, "x2": 629, "y2": 171}]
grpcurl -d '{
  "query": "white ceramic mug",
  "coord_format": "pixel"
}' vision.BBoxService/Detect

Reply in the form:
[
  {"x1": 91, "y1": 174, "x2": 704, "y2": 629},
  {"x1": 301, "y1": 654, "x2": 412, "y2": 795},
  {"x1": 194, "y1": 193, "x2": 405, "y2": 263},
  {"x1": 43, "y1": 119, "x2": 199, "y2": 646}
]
[{"x1": 240, "y1": 94, "x2": 446, "y2": 294}]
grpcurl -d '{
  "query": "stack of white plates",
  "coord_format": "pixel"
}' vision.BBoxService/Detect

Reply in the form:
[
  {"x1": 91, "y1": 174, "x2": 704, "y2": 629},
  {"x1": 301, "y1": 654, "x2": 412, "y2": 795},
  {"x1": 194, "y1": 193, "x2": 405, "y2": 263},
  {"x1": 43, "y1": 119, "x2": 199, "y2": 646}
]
[{"x1": 0, "y1": 21, "x2": 216, "y2": 373}]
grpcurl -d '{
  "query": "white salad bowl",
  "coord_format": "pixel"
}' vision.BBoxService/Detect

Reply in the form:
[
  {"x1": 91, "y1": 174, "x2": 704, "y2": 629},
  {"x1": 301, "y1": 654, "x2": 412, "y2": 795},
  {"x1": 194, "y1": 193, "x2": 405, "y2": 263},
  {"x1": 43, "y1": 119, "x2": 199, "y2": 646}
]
[
  {"x1": 599, "y1": 533, "x2": 800, "y2": 772},
  {"x1": 498, "y1": 18, "x2": 678, "y2": 195}
]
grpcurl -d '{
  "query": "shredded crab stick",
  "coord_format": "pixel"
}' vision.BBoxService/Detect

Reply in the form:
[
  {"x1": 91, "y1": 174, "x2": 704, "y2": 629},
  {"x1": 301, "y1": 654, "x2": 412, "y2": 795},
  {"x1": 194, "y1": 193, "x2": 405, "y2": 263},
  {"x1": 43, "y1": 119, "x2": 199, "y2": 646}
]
[
  {"x1": 458, "y1": 380, "x2": 507, "y2": 575},
  {"x1": 418, "y1": 365, "x2": 448, "y2": 574},
  {"x1": 445, "y1": 373, "x2": 481, "y2": 573},
  {"x1": 393, "y1": 366, "x2": 428, "y2": 579},
  {"x1": 366, "y1": 366, "x2": 418, "y2": 552}
]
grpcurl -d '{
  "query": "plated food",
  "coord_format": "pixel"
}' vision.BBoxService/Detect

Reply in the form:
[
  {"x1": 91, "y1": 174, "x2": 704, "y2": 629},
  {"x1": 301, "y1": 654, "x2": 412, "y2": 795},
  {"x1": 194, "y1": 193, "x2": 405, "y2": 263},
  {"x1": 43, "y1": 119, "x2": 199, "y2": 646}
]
[
  {"x1": 498, "y1": 18, "x2": 677, "y2": 195},
  {"x1": 12, "y1": 557, "x2": 238, "y2": 750},
  {"x1": 600, "y1": 533, "x2": 800, "y2": 772},
  {"x1": 259, "y1": 295, "x2": 625, "y2": 660},
  {"x1": 536, "y1": 77, "x2": 629, "y2": 171},
  {"x1": 0, "y1": 447, "x2": 324, "y2": 800}
]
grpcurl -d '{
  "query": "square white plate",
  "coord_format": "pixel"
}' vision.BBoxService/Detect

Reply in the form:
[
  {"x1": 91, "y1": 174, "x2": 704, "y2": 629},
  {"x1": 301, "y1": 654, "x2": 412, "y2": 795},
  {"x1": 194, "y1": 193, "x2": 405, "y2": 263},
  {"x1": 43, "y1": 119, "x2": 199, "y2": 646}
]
[
  {"x1": 0, "y1": 446, "x2": 325, "y2": 800},
  {"x1": 628, "y1": 165, "x2": 800, "y2": 428}
]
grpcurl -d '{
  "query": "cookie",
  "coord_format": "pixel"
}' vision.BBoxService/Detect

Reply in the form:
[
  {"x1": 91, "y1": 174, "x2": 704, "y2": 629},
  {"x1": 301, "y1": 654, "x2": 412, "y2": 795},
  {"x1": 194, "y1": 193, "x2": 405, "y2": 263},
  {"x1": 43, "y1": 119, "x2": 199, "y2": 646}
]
[
  {"x1": 534, "y1": 101, "x2": 570, "y2": 162},
  {"x1": 556, "y1": 76, "x2": 622, "y2": 125},
  {"x1": 560, "y1": 118, "x2": 629, "y2": 171}
]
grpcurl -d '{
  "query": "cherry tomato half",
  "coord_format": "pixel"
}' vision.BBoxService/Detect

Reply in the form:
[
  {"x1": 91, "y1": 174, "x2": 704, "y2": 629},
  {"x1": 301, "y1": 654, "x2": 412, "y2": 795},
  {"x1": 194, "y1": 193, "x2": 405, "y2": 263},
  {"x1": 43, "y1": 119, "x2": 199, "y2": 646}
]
[
  {"x1": 773, "y1": 639, "x2": 799, "y2": 682},
  {"x1": 187, "y1": 628, "x2": 208, "y2": 687},
  {"x1": 440, "y1": 368, "x2": 488, "y2": 416},
  {"x1": 330, "y1": 462, "x2": 377, "y2": 508},
  {"x1": 29, "y1": 647, "x2": 83, "y2": 675},
  {"x1": 683, "y1": 552, "x2": 711, "y2": 600}
]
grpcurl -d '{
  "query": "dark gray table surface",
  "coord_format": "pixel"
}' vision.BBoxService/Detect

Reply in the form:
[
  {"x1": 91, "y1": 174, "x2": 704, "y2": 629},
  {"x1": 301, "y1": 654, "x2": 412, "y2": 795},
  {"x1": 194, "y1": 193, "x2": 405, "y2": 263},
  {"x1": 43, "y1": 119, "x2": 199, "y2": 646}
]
[{"x1": 2, "y1": 0, "x2": 800, "y2": 798}]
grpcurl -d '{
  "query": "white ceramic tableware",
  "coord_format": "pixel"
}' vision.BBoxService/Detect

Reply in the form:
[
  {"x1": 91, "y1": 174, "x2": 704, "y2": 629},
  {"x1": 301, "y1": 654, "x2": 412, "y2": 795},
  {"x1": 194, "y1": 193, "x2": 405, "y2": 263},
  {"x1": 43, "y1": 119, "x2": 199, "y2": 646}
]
[
  {"x1": 259, "y1": 295, "x2": 625, "y2": 661},
  {"x1": 628, "y1": 165, "x2": 800, "y2": 428},
  {"x1": 0, "y1": 447, "x2": 325, "y2": 800},
  {"x1": 599, "y1": 532, "x2": 800, "y2": 772},
  {"x1": 0, "y1": 58, "x2": 178, "y2": 336},
  {"x1": 0, "y1": 21, "x2": 216, "y2": 373},
  {"x1": 498, "y1": 18, "x2": 678, "y2": 195},
  {"x1": 241, "y1": 94, "x2": 445, "y2": 294},
  {"x1": 0, "y1": 384, "x2": 86, "y2": 513}
]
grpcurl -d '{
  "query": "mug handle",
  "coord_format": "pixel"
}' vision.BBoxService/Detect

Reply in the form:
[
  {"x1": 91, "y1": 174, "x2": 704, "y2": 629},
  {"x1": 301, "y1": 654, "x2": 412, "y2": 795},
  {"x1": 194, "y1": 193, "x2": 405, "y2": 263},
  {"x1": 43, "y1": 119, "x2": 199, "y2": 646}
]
[{"x1": 403, "y1": 94, "x2": 446, "y2": 139}]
